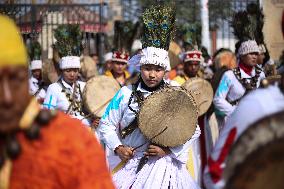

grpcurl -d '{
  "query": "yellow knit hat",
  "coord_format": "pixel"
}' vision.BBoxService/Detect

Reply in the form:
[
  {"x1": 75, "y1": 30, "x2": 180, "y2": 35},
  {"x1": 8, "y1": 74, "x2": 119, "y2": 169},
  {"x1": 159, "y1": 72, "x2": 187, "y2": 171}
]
[{"x1": 0, "y1": 14, "x2": 27, "y2": 67}]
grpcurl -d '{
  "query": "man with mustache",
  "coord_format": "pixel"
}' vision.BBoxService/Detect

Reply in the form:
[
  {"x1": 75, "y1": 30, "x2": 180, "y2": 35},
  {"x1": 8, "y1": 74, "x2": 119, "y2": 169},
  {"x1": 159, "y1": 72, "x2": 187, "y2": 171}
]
[{"x1": 0, "y1": 15, "x2": 114, "y2": 189}]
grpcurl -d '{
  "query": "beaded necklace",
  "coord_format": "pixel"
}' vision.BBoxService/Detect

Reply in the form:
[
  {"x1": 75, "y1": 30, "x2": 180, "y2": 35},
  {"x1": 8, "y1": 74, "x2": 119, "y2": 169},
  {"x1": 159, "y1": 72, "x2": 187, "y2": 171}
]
[
  {"x1": 233, "y1": 66, "x2": 262, "y2": 91},
  {"x1": 58, "y1": 79, "x2": 85, "y2": 116},
  {"x1": 128, "y1": 79, "x2": 167, "y2": 115},
  {"x1": 0, "y1": 99, "x2": 57, "y2": 188}
]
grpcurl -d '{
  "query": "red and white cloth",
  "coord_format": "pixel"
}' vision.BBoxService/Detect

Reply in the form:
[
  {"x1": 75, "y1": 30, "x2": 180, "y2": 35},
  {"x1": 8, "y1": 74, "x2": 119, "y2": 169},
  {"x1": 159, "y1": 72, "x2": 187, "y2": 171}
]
[
  {"x1": 112, "y1": 51, "x2": 130, "y2": 63},
  {"x1": 183, "y1": 50, "x2": 202, "y2": 62},
  {"x1": 204, "y1": 84, "x2": 284, "y2": 189}
]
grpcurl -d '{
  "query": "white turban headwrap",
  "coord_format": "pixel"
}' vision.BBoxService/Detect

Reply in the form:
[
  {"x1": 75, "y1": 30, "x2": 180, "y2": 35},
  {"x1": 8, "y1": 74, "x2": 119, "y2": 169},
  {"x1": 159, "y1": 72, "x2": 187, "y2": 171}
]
[
  {"x1": 30, "y1": 60, "x2": 42, "y2": 70},
  {"x1": 128, "y1": 47, "x2": 171, "y2": 71},
  {"x1": 59, "y1": 56, "x2": 81, "y2": 69}
]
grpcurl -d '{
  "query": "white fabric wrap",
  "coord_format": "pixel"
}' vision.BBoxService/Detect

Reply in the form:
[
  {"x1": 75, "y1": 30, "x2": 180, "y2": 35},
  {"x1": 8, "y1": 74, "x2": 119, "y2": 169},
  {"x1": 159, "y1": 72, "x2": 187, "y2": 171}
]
[
  {"x1": 237, "y1": 40, "x2": 260, "y2": 57},
  {"x1": 131, "y1": 39, "x2": 143, "y2": 52},
  {"x1": 59, "y1": 56, "x2": 81, "y2": 69},
  {"x1": 258, "y1": 44, "x2": 266, "y2": 54},
  {"x1": 267, "y1": 58, "x2": 275, "y2": 65},
  {"x1": 30, "y1": 60, "x2": 42, "y2": 70},
  {"x1": 128, "y1": 47, "x2": 171, "y2": 71},
  {"x1": 104, "y1": 52, "x2": 113, "y2": 62}
]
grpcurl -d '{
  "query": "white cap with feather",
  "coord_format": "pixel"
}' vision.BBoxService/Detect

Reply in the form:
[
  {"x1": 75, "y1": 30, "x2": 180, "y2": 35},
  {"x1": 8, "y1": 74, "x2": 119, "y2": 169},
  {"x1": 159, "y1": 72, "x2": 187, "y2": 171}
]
[{"x1": 128, "y1": 5, "x2": 175, "y2": 72}]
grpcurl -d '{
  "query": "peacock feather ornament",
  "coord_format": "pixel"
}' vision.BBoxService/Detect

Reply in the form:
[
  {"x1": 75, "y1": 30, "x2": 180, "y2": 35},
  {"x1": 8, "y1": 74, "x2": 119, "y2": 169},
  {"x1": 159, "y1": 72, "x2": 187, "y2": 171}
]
[
  {"x1": 181, "y1": 22, "x2": 201, "y2": 51},
  {"x1": 28, "y1": 41, "x2": 42, "y2": 61},
  {"x1": 113, "y1": 21, "x2": 140, "y2": 53},
  {"x1": 141, "y1": 5, "x2": 176, "y2": 50},
  {"x1": 53, "y1": 24, "x2": 83, "y2": 58},
  {"x1": 232, "y1": 3, "x2": 264, "y2": 44}
]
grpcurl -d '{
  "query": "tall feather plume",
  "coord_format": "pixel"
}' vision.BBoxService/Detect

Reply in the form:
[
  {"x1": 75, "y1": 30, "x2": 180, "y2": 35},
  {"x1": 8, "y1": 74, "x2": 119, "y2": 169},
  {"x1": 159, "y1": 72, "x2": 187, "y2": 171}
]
[
  {"x1": 247, "y1": 3, "x2": 264, "y2": 44},
  {"x1": 232, "y1": 11, "x2": 252, "y2": 41},
  {"x1": 53, "y1": 24, "x2": 83, "y2": 58},
  {"x1": 113, "y1": 21, "x2": 141, "y2": 53},
  {"x1": 141, "y1": 5, "x2": 176, "y2": 50},
  {"x1": 28, "y1": 41, "x2": 42, "y2": 60},
  {"x1": 181, "y1": 23, "x2": 201, "y2": 51},
  {"x1": 232, "y1": 3, "x2": 264, "y2": 44}
]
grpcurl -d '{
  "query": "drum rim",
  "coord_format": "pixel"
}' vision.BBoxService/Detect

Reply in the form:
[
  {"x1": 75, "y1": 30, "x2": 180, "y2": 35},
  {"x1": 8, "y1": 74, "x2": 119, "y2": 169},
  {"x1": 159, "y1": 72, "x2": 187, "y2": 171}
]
[{"x1": 138, "y1": 86, "x2": 198, "y2": 147}]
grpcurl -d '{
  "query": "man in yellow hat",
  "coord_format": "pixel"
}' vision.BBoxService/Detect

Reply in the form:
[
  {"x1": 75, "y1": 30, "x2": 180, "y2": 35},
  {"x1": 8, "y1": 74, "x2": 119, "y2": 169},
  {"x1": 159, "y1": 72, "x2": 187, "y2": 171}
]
[{"x1": 0, "y1": 14, "x2": 114, "y2": 189}]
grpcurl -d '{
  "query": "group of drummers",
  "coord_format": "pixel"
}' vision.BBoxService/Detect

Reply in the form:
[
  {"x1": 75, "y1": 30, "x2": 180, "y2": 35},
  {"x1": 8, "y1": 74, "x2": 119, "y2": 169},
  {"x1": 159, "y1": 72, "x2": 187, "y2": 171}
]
[{"x1": 1, "y1": 3, "x2": 284, "y2": 189}]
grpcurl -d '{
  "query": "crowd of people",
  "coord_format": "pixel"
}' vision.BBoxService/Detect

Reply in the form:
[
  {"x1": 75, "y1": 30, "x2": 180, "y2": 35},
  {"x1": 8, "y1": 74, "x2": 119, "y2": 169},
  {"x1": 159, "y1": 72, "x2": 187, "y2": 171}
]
[{"x1": 1, "y1": 2, "x2": 284, "y2": 189}]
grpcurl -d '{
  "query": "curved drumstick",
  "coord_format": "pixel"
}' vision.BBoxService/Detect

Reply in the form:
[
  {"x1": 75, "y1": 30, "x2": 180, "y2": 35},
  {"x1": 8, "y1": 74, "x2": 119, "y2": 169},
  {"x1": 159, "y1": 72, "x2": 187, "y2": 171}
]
[{"x1": 111, "y1": 126, "x2": 168, "y2": 175}]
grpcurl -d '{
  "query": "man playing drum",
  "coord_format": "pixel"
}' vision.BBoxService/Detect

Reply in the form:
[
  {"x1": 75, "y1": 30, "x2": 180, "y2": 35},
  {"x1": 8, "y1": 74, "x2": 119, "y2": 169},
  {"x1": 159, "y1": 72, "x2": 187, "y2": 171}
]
[
  {"x1": 98, "y1": 5, "x2": 201, "y2": 189},
  {"x1": 43, "y1": 25, "x2": 91, "y2": 127},
  {"x1": 173, "y1": 48, "x2": 214, "y2": 183}
]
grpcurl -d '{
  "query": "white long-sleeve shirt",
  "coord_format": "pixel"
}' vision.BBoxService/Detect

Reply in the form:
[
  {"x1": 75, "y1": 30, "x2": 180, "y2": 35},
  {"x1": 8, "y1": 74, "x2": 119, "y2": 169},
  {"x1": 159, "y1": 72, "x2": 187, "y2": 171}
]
[
  {"x1": 213, "y1": 67, "x2": 265, "y2": 127},
  {"x1": 204, "y1": 84, "x2": 284, "y2": 189},
  {"x1": 43, "y1": 79, "x2": 90, "y2": 126},
  {"x1": 98, "y1": 83, "x2": 201, "y2": 163},
  {"x1": 29, "y1": 76, "x2": 46, "y2": 100}
]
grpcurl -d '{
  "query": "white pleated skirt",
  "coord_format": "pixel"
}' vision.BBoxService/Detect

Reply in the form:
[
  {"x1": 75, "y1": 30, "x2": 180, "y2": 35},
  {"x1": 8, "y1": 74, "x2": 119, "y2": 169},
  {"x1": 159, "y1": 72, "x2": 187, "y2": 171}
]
[{"x1": 113, "y1": 153, "x2": 201, "y2": 189}]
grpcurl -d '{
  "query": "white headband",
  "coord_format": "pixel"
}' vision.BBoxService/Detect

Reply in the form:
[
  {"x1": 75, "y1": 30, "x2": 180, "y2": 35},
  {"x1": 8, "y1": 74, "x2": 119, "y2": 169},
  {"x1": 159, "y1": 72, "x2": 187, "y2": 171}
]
[
  {"x1": 59, "y1": 56, "x2": 81, "y2": 69},
  {"x1": 128, "y1": 47, "x2": 171, "y2": 71},
  {"x1": 237, "y1": 40, "x2": 259, "y2": 57},
  {"x1": 104, "y1": 52, "x2": 113, "y2": 62},
  {"x1": 30, "y1": 60, "x2": 42, "y2": 70}
]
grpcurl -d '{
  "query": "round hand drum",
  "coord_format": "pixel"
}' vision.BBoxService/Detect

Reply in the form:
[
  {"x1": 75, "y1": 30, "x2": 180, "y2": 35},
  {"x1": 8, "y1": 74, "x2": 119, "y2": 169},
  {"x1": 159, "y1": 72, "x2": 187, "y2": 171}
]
[
  {"x1": 83, "y1": 75, "x2": 121, "y2": 118},
  {"x1": 42, "y1": 60, "x2": 59, "y2": 85},
  {"x1": 183, "y1": 77, "x2": 213, "y2": 116},
  {"x1": 80, "y1": 56, "x2": 98, "y2": 80},
  {"x1": 138, "y1": 86, "x2": 198, "y2": 147}
]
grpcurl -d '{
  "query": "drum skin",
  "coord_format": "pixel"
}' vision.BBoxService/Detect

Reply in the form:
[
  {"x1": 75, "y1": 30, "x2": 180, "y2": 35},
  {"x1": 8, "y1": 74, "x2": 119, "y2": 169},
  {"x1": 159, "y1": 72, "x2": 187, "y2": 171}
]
[
  {"x1": 138, "y1": 86, "x2": 198, "y2": 147},
  {"x1": 183, "y1": 77, "x2": 213, "y2": 116},
  {"x1": 80, "y1": 56, "x2": 98, "y2": 81},
  {"x1": 83, "y1": 75, "x2": 120, "y2": 118},
  {"x1": 42, "y1": 59, "x2": 60, "y2": 85}
]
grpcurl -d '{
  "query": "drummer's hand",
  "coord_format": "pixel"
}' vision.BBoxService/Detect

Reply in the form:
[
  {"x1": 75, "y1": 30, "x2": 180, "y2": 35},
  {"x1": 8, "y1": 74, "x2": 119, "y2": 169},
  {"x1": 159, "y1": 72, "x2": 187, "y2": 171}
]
[
  {"x1": 37, "y1": 98, "x2": 44, "y2": 104},
  {"x1": 115, "y1": 145, "x2": 134, "y2": 161},
  {"x1": 144, "y1": 145, "x2": 171, "y2": 158},
  {"x1": 91, "y1": 118, "x2": 100, "y2": 129}
]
